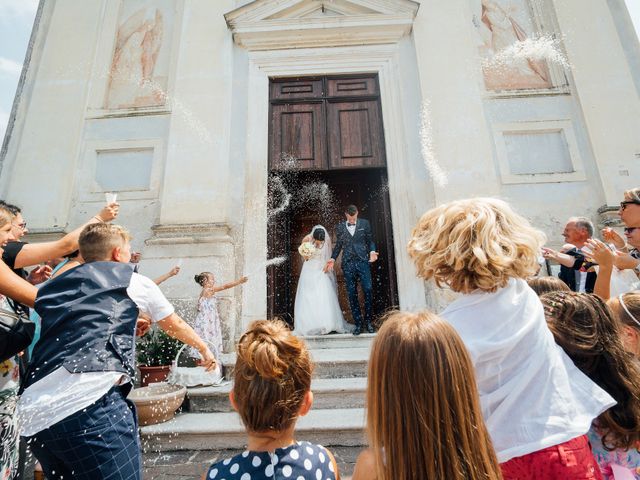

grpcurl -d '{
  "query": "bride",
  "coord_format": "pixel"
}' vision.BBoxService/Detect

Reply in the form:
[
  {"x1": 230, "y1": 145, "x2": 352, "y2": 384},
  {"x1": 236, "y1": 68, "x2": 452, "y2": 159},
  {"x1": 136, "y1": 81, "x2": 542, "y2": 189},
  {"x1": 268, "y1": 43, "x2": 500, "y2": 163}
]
[{"x1": 294, "y1": 225, "x2": 352, "y2": 336}]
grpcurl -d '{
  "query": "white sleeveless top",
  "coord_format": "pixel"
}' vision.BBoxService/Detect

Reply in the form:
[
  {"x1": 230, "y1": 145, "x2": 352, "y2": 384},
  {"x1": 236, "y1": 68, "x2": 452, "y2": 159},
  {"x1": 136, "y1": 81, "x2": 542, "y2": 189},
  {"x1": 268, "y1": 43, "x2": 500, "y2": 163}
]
[{"x1": 441, "y1": 278, "x2": 615, "y2": 462}]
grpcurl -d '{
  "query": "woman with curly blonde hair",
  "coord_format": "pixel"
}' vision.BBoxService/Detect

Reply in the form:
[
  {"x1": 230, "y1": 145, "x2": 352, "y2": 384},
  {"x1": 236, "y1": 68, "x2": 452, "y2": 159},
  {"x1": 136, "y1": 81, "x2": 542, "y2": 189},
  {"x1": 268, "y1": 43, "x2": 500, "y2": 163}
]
[{"x1": 408, "y1": 198, "x2": 614, "y2": 480}]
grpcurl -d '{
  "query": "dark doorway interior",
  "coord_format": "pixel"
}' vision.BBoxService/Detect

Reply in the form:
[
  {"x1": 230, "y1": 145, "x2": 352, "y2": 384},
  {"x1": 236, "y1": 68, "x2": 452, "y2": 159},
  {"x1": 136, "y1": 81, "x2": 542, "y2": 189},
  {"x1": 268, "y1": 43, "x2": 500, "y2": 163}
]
[
  {"x1": 266, "y1": 75, "x2": 399, "y2": 327},
  {"x1": 267, "y1": 168, "x2": 398, "y2": 326}
]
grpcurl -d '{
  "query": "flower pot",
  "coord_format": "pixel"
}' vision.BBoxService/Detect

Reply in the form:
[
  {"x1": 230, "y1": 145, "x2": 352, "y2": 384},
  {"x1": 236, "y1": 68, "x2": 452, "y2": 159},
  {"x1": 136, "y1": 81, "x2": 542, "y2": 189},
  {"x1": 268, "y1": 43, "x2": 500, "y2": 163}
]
[
  {"x1": 129, "y1": 382, "x2": 187, "y2": 426},
  {"x1": 138, "y1": 364, "x2": 171, "y2": 387}
]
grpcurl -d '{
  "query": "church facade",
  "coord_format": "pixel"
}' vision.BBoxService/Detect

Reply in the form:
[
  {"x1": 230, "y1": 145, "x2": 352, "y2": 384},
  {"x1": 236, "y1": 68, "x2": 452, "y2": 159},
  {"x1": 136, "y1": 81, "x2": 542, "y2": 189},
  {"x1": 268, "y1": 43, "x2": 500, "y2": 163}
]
[{"x1": 1, "y1": 0, "x2": 639, "y2": 349}]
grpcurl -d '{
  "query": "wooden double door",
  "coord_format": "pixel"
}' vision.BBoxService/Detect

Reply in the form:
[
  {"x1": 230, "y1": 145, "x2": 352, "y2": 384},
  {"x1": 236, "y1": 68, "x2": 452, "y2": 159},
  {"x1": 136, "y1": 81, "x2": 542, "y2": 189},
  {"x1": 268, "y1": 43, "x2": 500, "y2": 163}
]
[{"x1": 267, "y1": 75, "x2": 398, "y2": 326}]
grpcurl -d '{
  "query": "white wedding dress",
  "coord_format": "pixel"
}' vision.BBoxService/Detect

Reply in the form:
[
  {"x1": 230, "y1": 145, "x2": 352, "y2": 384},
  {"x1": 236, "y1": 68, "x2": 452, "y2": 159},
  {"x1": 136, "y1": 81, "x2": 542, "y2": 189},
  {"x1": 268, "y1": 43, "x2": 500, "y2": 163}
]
[{"x1": 293, "y1": 226, "x2": 352, "y2": 336}]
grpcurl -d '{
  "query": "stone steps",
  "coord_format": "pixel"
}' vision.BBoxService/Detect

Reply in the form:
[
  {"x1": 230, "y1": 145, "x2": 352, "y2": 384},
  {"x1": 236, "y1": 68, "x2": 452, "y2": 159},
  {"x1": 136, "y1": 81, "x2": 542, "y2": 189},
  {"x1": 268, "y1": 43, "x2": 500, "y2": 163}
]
[
  {"x1": 220, "y1": 345, "x2": 370, "y2": 379},
  {"x1": 300, "y1": 333, "x2": 375, "y2": 350},
  {"x1": 140, "y1": 408, "x2": 366, "y2": 452},
  {"x1": 141, "y1": 335, "x2": 372, "y2": 455},
  {"x1": 188, "y1": 377, "x2": 367, "y2": 413}
]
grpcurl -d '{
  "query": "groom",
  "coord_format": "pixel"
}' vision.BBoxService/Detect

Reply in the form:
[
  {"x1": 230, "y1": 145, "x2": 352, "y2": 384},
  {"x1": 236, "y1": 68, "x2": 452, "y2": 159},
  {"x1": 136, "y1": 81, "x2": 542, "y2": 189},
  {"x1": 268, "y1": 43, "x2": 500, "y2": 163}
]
[{"x1": 324, "y1": 205, "x2": 378, "y2": 335}]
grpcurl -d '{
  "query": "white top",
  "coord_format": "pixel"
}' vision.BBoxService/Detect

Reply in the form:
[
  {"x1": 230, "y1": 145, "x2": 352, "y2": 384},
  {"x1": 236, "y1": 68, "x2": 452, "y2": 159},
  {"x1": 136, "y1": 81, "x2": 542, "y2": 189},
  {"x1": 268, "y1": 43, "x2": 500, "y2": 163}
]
[
  {"x1": 576, "y1": 270, "x2": 588, "y2": 293},
  {"x1": 440, "y1": 278, "x2": 615, "y2": 462},
  {"x1": 346, "y1": 221, "x2": 356, "y2": 236},
  {"x1": 18, "y1": 272, "x2": 175, "y2": 437}
]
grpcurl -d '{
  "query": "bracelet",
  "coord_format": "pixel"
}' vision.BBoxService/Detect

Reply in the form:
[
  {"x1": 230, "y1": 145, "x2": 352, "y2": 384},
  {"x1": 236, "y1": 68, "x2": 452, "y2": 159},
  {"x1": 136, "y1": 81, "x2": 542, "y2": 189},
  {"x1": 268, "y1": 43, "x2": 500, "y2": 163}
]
[{"x1": 93, "y1": 215, "x2": 105, "y2": 223}]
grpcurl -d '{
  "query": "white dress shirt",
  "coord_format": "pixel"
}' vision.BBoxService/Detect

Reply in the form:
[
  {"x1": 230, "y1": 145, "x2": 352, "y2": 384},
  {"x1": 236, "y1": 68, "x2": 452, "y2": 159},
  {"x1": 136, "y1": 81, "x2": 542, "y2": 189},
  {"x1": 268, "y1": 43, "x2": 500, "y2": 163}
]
[{"x1": 346, "y1": 221, "x2": 356, "y2": 236}]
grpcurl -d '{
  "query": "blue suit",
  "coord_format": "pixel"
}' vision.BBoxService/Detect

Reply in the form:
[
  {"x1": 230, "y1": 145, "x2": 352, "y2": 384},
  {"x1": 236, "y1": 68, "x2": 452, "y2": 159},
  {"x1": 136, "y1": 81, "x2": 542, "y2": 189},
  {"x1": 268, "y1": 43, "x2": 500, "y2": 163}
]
[{"x1": 331, "y1": 219, "x2": 376, "y2": 329}]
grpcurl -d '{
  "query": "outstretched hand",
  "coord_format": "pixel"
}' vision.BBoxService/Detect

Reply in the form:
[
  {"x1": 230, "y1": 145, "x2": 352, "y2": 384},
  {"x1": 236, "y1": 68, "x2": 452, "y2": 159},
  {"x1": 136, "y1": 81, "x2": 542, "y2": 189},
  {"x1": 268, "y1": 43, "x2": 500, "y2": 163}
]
[
  {"x1": 135, "y1": 315, "x2": 152, "y2": 337},
  {"x1": 584, "y1": 239, "x2": 614, "y2": 269},
  {"x1": 27, "y1": 265, "x2": 52, "y2": 285},
  {"x1": 97, "y1": 202, "x2": 119, "y2": 222},
  {"x1": 199, "y1": 347, "x2": 217, "y2": 372},
  {"x1": 601, "y1": 228, "x2": 625, "y2": 249},
  {"x1": 323, "y1": 260, "x2": 335, "y2": 273}
]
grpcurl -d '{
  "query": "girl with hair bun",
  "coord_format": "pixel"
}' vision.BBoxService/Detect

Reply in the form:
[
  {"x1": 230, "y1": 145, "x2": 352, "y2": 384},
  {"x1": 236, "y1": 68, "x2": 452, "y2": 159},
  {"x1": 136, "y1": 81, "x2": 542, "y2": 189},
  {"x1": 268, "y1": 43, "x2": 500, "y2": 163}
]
[
  {"x1": 205, "y1": 319, "x2": 340, "y2": 480},
  {"x1": 190, "y1": 271, "x2": 247, "y2": 361},
  {"x1": 352, "y1": 310, "x2": 502, "y2": 480}
]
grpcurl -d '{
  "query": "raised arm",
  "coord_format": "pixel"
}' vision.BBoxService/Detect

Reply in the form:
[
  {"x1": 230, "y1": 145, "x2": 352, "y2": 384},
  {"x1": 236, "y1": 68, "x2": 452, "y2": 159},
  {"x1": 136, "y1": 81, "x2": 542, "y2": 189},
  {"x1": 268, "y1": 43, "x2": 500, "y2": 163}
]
[
  {"x1": 586, "y1": 239, "x2": 613, "y2": 300},
  {"x1": 213, "y1": 276, "x2": 248, "y2": 294},
  {"x1": 157, "y1": 312, "x2": 216, "y2": 370},
  {"x1": 154, "y1": 266, "x2": 180, "y2": 285},
  {"x1": 0, "y1": 261, "x2": 37, "y2": 307},
  {"x1": 14, "y1": 204, "x2": 119, "y2": 269},
  {"x1": 542, "y1": 247, "x2": 579, "y2": 268}
]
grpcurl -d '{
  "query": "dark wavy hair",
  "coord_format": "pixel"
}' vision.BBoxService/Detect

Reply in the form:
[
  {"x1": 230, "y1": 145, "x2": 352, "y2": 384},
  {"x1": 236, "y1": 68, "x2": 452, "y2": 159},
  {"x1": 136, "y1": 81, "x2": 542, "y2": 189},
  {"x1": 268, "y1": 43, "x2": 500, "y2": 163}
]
[
  {"x1": 541, "y1": 291, "x2": 640, "y2": 450},
  {"x1": 312, "y1": 228, "x2": 325, "y2": 241},
  {"x1": 194, "y1": 272, "x2": 212, "y2": 287}
]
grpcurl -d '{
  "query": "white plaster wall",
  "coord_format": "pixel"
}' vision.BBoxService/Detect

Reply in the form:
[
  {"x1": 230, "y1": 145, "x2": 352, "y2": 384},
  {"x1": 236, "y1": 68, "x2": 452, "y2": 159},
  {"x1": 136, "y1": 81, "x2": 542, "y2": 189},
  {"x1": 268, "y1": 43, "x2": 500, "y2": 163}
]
[
  {"x1": 0, "y1": 1, "x2": 105, "y2": 229},
  {"x1": 159, "y1": 0, "x2": 236, "y2": 225},
  {"x1": 3, "y1": 0, "x2": 640, "y2": 323}
]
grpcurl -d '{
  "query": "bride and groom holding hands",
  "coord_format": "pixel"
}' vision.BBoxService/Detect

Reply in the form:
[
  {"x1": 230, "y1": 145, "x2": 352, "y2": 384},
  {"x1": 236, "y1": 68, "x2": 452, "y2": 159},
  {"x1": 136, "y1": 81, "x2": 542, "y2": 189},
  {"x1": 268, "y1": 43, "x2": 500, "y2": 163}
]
[{"x1": 293, "y1": 205, "x2": 379, "y2": 336}]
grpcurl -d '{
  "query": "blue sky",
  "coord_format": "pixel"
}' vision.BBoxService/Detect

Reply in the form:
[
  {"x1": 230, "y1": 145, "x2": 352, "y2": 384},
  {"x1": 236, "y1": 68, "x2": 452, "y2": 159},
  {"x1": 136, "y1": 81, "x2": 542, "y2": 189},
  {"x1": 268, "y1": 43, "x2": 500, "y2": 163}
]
[{"x1": 1, "y1": 0, "x2": 639, "y2": 143}]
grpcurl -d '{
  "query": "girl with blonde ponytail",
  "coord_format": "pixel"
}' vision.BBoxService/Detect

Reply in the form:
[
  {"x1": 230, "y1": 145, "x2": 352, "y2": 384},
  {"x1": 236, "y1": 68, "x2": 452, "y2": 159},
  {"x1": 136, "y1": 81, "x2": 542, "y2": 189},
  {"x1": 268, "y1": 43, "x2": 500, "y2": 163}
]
[{"x1": 204, "y1": 319, "x2": 340, "y2": 480}]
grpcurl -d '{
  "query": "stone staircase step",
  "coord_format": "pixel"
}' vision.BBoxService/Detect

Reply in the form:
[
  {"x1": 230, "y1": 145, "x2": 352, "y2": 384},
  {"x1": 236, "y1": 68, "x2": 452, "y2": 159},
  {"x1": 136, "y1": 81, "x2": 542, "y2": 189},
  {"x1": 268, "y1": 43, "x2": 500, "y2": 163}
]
[
  {"x1": 221, "y1": 347, "x2": 370, "y2": 379},
  {"x1": 300, "y1": 333, "x2": 375, "y2": 350},
  {"x1": 188, "y1": 377, "x2": 367, "y2": 413},
  {"x1": 140, "y1": 408, "x2": 366, "y2": 452}
]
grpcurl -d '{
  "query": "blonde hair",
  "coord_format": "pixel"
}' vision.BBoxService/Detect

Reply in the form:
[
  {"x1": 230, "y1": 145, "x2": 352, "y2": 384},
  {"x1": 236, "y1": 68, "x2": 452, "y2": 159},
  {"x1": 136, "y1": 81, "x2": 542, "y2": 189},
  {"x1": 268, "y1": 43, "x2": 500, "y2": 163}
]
[
  {"x1": 0, "y1": 206, "x2": 13, "y2": 228},
  {"x1": 233, "y1": 319, "x2": 313, "y2": 433},
  {"x1": 366, "y1": 310, "x2": 502, "y2": 480},
  {"x1": 78, "y1": 223, "x2": 131, "y2": 263},
  {"x1": 408, "y1": 197, "x2": 545, "y2": 293}
]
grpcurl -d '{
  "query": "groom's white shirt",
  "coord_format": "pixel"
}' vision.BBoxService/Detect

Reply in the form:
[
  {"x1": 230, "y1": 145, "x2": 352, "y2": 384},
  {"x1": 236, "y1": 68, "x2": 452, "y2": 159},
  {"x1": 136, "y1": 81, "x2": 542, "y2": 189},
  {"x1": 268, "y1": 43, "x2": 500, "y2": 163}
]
[{"x1": 346, "y1": 221, "x2": 356, "y2": 236}]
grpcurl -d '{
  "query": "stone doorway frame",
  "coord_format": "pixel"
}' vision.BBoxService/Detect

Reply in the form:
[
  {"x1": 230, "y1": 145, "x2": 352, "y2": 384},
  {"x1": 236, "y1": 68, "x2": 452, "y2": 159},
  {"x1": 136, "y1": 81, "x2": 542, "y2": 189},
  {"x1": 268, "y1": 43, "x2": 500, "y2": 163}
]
[{"x1": 240, "y1": 44, "x2": 427, "y2": 327}]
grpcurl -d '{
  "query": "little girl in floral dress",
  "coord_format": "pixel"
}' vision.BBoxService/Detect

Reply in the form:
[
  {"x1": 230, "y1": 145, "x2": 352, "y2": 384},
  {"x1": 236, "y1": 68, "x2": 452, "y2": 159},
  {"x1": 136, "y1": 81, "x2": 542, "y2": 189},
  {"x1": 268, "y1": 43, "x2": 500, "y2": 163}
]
[{"x1": 191, "y1": 272, "x2": 247, "y2": 360}]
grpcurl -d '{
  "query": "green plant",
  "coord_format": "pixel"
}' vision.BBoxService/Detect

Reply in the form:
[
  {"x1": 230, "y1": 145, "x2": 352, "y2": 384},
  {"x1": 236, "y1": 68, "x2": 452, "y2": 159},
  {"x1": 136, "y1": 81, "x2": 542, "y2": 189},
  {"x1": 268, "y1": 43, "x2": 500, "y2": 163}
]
[{"x1": 136, "y1": 327, "x2": 182, "y2": 367}]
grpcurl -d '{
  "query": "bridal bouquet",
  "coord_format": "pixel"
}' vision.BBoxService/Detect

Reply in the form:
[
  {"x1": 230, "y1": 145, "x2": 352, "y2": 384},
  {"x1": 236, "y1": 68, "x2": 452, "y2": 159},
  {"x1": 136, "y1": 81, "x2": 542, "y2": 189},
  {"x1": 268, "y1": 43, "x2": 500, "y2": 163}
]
[{"x1": 298, "y1": 242, "x2": 318, "y2": 260}]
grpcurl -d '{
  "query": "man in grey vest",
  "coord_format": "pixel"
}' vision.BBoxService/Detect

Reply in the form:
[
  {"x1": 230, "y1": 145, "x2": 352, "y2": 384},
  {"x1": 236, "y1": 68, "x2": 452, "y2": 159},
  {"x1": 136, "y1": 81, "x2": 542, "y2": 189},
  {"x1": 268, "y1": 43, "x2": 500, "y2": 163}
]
[{"x1": 18, "y1": 223, "x2": 216, "y2": 480}]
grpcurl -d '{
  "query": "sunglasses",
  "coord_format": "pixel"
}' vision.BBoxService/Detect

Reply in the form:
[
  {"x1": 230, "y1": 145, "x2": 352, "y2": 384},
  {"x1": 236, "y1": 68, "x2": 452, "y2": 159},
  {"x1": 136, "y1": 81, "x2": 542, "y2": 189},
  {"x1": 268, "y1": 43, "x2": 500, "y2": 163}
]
[
  {"x1": 624, "y1": 227, "x2": 640, "y2": 234},
  {"x1": 620, "y1": 200, "x2": 640, "y2": 210}
]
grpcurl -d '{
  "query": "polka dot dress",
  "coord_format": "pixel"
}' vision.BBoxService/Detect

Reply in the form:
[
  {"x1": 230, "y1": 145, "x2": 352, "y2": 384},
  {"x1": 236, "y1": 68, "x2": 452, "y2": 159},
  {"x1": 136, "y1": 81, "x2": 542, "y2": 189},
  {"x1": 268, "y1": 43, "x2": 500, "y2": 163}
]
[{"x1": 206, "y1": 441, "x2": 336, "y2": 480}]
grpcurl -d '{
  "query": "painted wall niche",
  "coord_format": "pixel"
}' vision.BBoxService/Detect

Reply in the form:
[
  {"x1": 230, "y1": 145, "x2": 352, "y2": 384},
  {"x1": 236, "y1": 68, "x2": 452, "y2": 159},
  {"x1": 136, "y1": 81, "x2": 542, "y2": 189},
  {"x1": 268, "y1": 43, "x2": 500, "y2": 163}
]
[{"x1": 105, "y1": 0, "x2": 176, "y2": 110}]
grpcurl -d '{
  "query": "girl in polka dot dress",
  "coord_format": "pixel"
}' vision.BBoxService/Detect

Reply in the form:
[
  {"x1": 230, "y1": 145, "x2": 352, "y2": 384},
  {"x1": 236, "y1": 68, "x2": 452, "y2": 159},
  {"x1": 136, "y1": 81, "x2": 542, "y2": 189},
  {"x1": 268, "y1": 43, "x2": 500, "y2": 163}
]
[{"x1": 204, "y1": 320, "x2": 339, "y2": 480}]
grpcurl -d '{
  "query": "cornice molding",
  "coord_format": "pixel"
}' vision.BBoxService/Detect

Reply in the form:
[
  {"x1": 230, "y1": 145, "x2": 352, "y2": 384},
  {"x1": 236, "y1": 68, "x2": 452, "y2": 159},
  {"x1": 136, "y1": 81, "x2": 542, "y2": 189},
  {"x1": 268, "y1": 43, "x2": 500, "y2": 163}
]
[{"x1": 225, "y1": 0, "x2": 419, "y2": 50}]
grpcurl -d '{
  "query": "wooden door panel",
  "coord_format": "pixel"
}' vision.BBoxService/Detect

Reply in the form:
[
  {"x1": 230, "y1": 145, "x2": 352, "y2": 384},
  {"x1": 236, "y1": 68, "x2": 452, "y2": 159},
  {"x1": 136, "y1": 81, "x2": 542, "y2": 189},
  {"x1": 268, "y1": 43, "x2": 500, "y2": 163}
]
[
  {"x1": 270, "y1": 103, "x2": 325, "y2": 170},
  {"x1": 327, "y1": 77, "x2": 378, "y2": 97},
  {"x1": 270, "y1": 78, "x2": 323, "y2": 101},
  {"x1": 327, "y1": 101, "x2": 385, "y2": 169}
]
